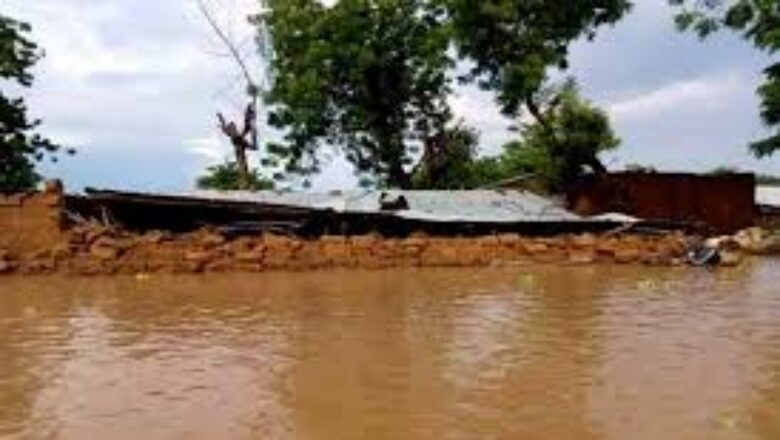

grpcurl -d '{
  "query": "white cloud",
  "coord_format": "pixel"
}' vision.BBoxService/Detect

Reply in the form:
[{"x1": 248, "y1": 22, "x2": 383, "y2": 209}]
[
  {"x1": 11, "y1": 1, "x2": 211, "y2": 79},
  {"x1": 607, "y1": 72, "x2": 745, "y2": 123},
  {"x1": 186, "y1": 136, "x2": 228, "y2": 162},
  {"x1": 450, "y1": 86, "x2": 514, "y2": 155},
  {"x1": 45, "y1": 130, "x2": 92, "y2": 149},
  {"x1": 7, "y1": 0, "x2": 254, "y2": 155}
]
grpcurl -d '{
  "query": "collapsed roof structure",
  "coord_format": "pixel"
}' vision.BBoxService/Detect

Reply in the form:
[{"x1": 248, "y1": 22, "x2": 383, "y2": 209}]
[{"x1": 67, "y1": 188, "x2": 647, "y2": 238}]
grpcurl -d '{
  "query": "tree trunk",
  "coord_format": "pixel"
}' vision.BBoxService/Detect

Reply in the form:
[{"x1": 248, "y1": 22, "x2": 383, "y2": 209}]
[
  {"x1": 234, "y1": 143, "x2": 251, "y2": 190},
  {"x1": 389, "y1": 162, "x2": 412, "y2": 190},
  {"x1": 587, "y1": 155, "x2": 608, "y2": 175},
  {"x1": 217, "y1": 103, "x2": 257, "y2": 191},
  {"x1": 526, "y1": 95, "x2": 551, "y2": 130}
]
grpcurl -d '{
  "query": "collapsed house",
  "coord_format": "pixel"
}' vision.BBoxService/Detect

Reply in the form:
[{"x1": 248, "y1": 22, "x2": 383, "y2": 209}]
[
  {"x1": 66, "y1": 188, "x2": 653, "y2": 238},
  {"x1": 0, "y1": 183, "x2": 754, "y2": 274}
]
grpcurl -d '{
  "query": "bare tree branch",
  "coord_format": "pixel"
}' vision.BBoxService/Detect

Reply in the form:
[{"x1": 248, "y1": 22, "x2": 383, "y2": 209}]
[
  {"x1": 195, "y1": 0, "x2": 270, "y2": 189},
  {"x1": 196, "y1": 0, "x2": 258, "y2": 92}
]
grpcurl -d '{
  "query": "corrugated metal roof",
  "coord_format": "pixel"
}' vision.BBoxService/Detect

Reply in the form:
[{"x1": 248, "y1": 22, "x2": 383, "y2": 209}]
[
  {"x1": 758, "y1": 186, "x2": 780, "y2": 207},
  {"x1": 186, "y1": 189, "x2": 584, "y2": 223}
]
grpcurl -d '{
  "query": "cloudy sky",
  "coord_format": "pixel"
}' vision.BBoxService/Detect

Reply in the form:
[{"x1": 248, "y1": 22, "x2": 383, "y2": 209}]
[{"x1": 4, "y1": 0, "x2": 779, "y2": 192}]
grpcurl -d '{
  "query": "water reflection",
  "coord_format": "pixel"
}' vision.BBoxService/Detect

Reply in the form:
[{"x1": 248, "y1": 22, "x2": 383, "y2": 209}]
[
  {"x1": 0, "y1": 262, "x2": 779, "y2": 439},
  {"x1": 590, "y1": 262, "x2": 780, "y2": 440}
]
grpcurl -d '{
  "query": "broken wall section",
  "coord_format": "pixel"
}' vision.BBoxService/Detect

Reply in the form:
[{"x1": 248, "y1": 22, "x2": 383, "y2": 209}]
[{"x1": 0, "y1": 185, "x2": 64, "y2": 258}]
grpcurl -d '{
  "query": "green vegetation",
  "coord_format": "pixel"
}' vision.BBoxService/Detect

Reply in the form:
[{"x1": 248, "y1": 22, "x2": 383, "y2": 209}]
[
  {"x1": 708, "y1": 166, "x2": 743, "y2": 175},
  {"x1": 263, "y1": 0, "x2": 452, "y2": 189},
  {"x1": 757, "y1": 174, "x2": 780, "y2": 186},
  {"x1": 498, "y1": 80, "x2": 620, "y2": 192},
  {"x1": 706, "y1": 167, "x2": 780, "y2": 181},
  {"x1": 410, "y1": 124, "x2": 481, "y2": 190},
  {"x1": 260, "y1": 0, "x2": 628, "y2": 191},
  {"x1": 196, "y1": 160, "x2": 275, "y2": 191},
  {"x1": 434, "y1": 81, "x2": 620, "y2": 192},
  {"x1": 0, "y1": 15, "x2": 71, "y2": 192},
  {"x1": 442, "y1": 0, "x2": 632, "y2": 119},
  {"x1": 408, "y1": 81, "x2": 620, "y2": 192},
  {"x1": 624, "y1": 164, "x2": 658, "y2": 173},
  {"x1": 708, "y1": 166, "x2": 780, "y2": 186},
  {"x1": 670, "y1": 0, "x2": 780, "y2": 157}
]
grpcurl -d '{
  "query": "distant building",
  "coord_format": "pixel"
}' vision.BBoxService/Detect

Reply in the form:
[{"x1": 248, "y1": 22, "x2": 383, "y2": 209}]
[{"x1": 566, "y1": 172, "x2": 757, "y2": 233}]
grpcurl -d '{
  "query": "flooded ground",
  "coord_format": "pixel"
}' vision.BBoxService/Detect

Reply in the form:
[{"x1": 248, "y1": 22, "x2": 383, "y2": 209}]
[{"x1": 1, "y1": 261, "x2": 780, "y2": 439}]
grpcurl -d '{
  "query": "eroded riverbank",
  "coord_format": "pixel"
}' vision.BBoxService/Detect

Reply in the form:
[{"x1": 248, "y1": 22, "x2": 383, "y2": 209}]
[{"x1": 2, "y1": 263, "x2": 780, "y2": 439}]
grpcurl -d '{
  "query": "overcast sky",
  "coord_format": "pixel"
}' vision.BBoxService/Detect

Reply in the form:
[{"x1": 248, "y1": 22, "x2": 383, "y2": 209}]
[{"x1": 4, "y1": 0, "x2": 779, "y2": 192}]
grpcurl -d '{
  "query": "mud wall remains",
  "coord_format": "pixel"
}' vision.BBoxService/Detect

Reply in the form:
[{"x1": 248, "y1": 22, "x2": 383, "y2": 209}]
[
  {"x1": 1, "y1": 224, "x2": 690, "y2": 276},
  {"x1": 0, "y1": 188, "x2": 63, "y2": 257},
  {"x1": 0, "y1": 184, "x2": 694, "y2": 276}
]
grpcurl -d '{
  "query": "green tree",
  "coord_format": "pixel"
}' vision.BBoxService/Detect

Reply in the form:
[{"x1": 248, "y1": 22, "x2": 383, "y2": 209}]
[
  {"x1": 468, "y1": 81, "x2": 620, "y2": 192},
  {"x1": 263, "y1": 0, "x2": 453, "y2": 189},
  {"x1": 196, "y1": 160, "x2": 275, "y2": 191},
  {"x1": 1, "y1": 15, "x2": 68, "y2": 192},
  {"x1": 484, "y1": 141, "x2": 555, "y2": 186},
  {"x1": 436, "y1": 0, "x2": 631, "y2": 176},
  {"x1": 261, "y1": 1, "x2": 629, "y2": 189},
  {"x1": 670, "y1": 0, "x2": 780, "y2": 157},
  {"x1": 197, "y1": 0, "x2": 274, "y2": 190},
  {"x1": 520, "y1": 81, "x2": 620, "y2": 190},
  {"x1": 757, "y1": 173, "x2": 780, "y2": 186},
  {"x1": 441, "y1": 0, "x2": 632, "y2": 119},
  {"x1": 411, "y1": 124, "x2": 480, "y2": 189},
  {"x1": 708, "y1": 165, "x2": 741, "y2": 175}
]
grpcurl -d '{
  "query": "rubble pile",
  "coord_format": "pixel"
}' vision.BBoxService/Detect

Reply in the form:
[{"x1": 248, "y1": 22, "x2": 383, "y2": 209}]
[{"x1": 733, "y1": 227, "x2": 780, "y2": 255}]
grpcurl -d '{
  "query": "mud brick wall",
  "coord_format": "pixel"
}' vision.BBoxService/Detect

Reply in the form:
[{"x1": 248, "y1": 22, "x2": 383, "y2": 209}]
[
  {"x1": 34, "y1": 227, "x2": 689, "y2": 276},
  {"x1": 0, "y1": 191, "x2": 63, "y2": 257}
]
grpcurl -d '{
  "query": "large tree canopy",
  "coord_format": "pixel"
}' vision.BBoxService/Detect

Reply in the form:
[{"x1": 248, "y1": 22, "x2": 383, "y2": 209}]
[
  {"x1": 264, "y1": 0, "x2": 453, "y2": 189},
  {"x1": 262, "y1": 0, "x2": 631, "y2": 188},
  {"x1": 0, "y1": 14, "x2": 68, "y2": 192},
  {"x1": 671, "y1": 0, "x2": 780, "y2": 157},
  {"x1": 513, "y1": 80, "x2": 620, "y2": 191},
  {"x1": 433, "y1": 0, "x2": 631, "y2": 183},
  {"x1": 468, "y1": 81, "x2": 620, "y2": 192},
  {"x1": 441, "y1": 0, "x2": 633, "y2": 117},
  {"x1": 410, "y1": 81, "x2": 619, "y2": 192},
  {"x1": 410, "y1": 124, "x2": 480, "y2": 189}
]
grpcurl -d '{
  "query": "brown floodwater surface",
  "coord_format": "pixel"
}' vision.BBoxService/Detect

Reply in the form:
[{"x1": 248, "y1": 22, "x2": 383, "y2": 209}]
[{"x1": 1, "y1": 262, "x2": 780, "y2": 439}]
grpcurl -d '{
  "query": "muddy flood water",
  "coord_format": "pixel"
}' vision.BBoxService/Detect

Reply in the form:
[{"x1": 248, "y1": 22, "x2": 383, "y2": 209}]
[{"x1": 2, "y1": 261, "x2": 780, "y2": 439}]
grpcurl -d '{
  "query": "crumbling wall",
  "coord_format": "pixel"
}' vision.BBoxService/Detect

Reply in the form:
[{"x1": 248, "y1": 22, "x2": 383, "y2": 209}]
[
  {"x1": 0, "y1": 183, "x2": 696, "y2": 276},
  {"x1": 0, "y1": 186, "x2": 63, "y2": 258},
  {"x1": 1, "y1": 224, "x2": 690, "y2": 275}
]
